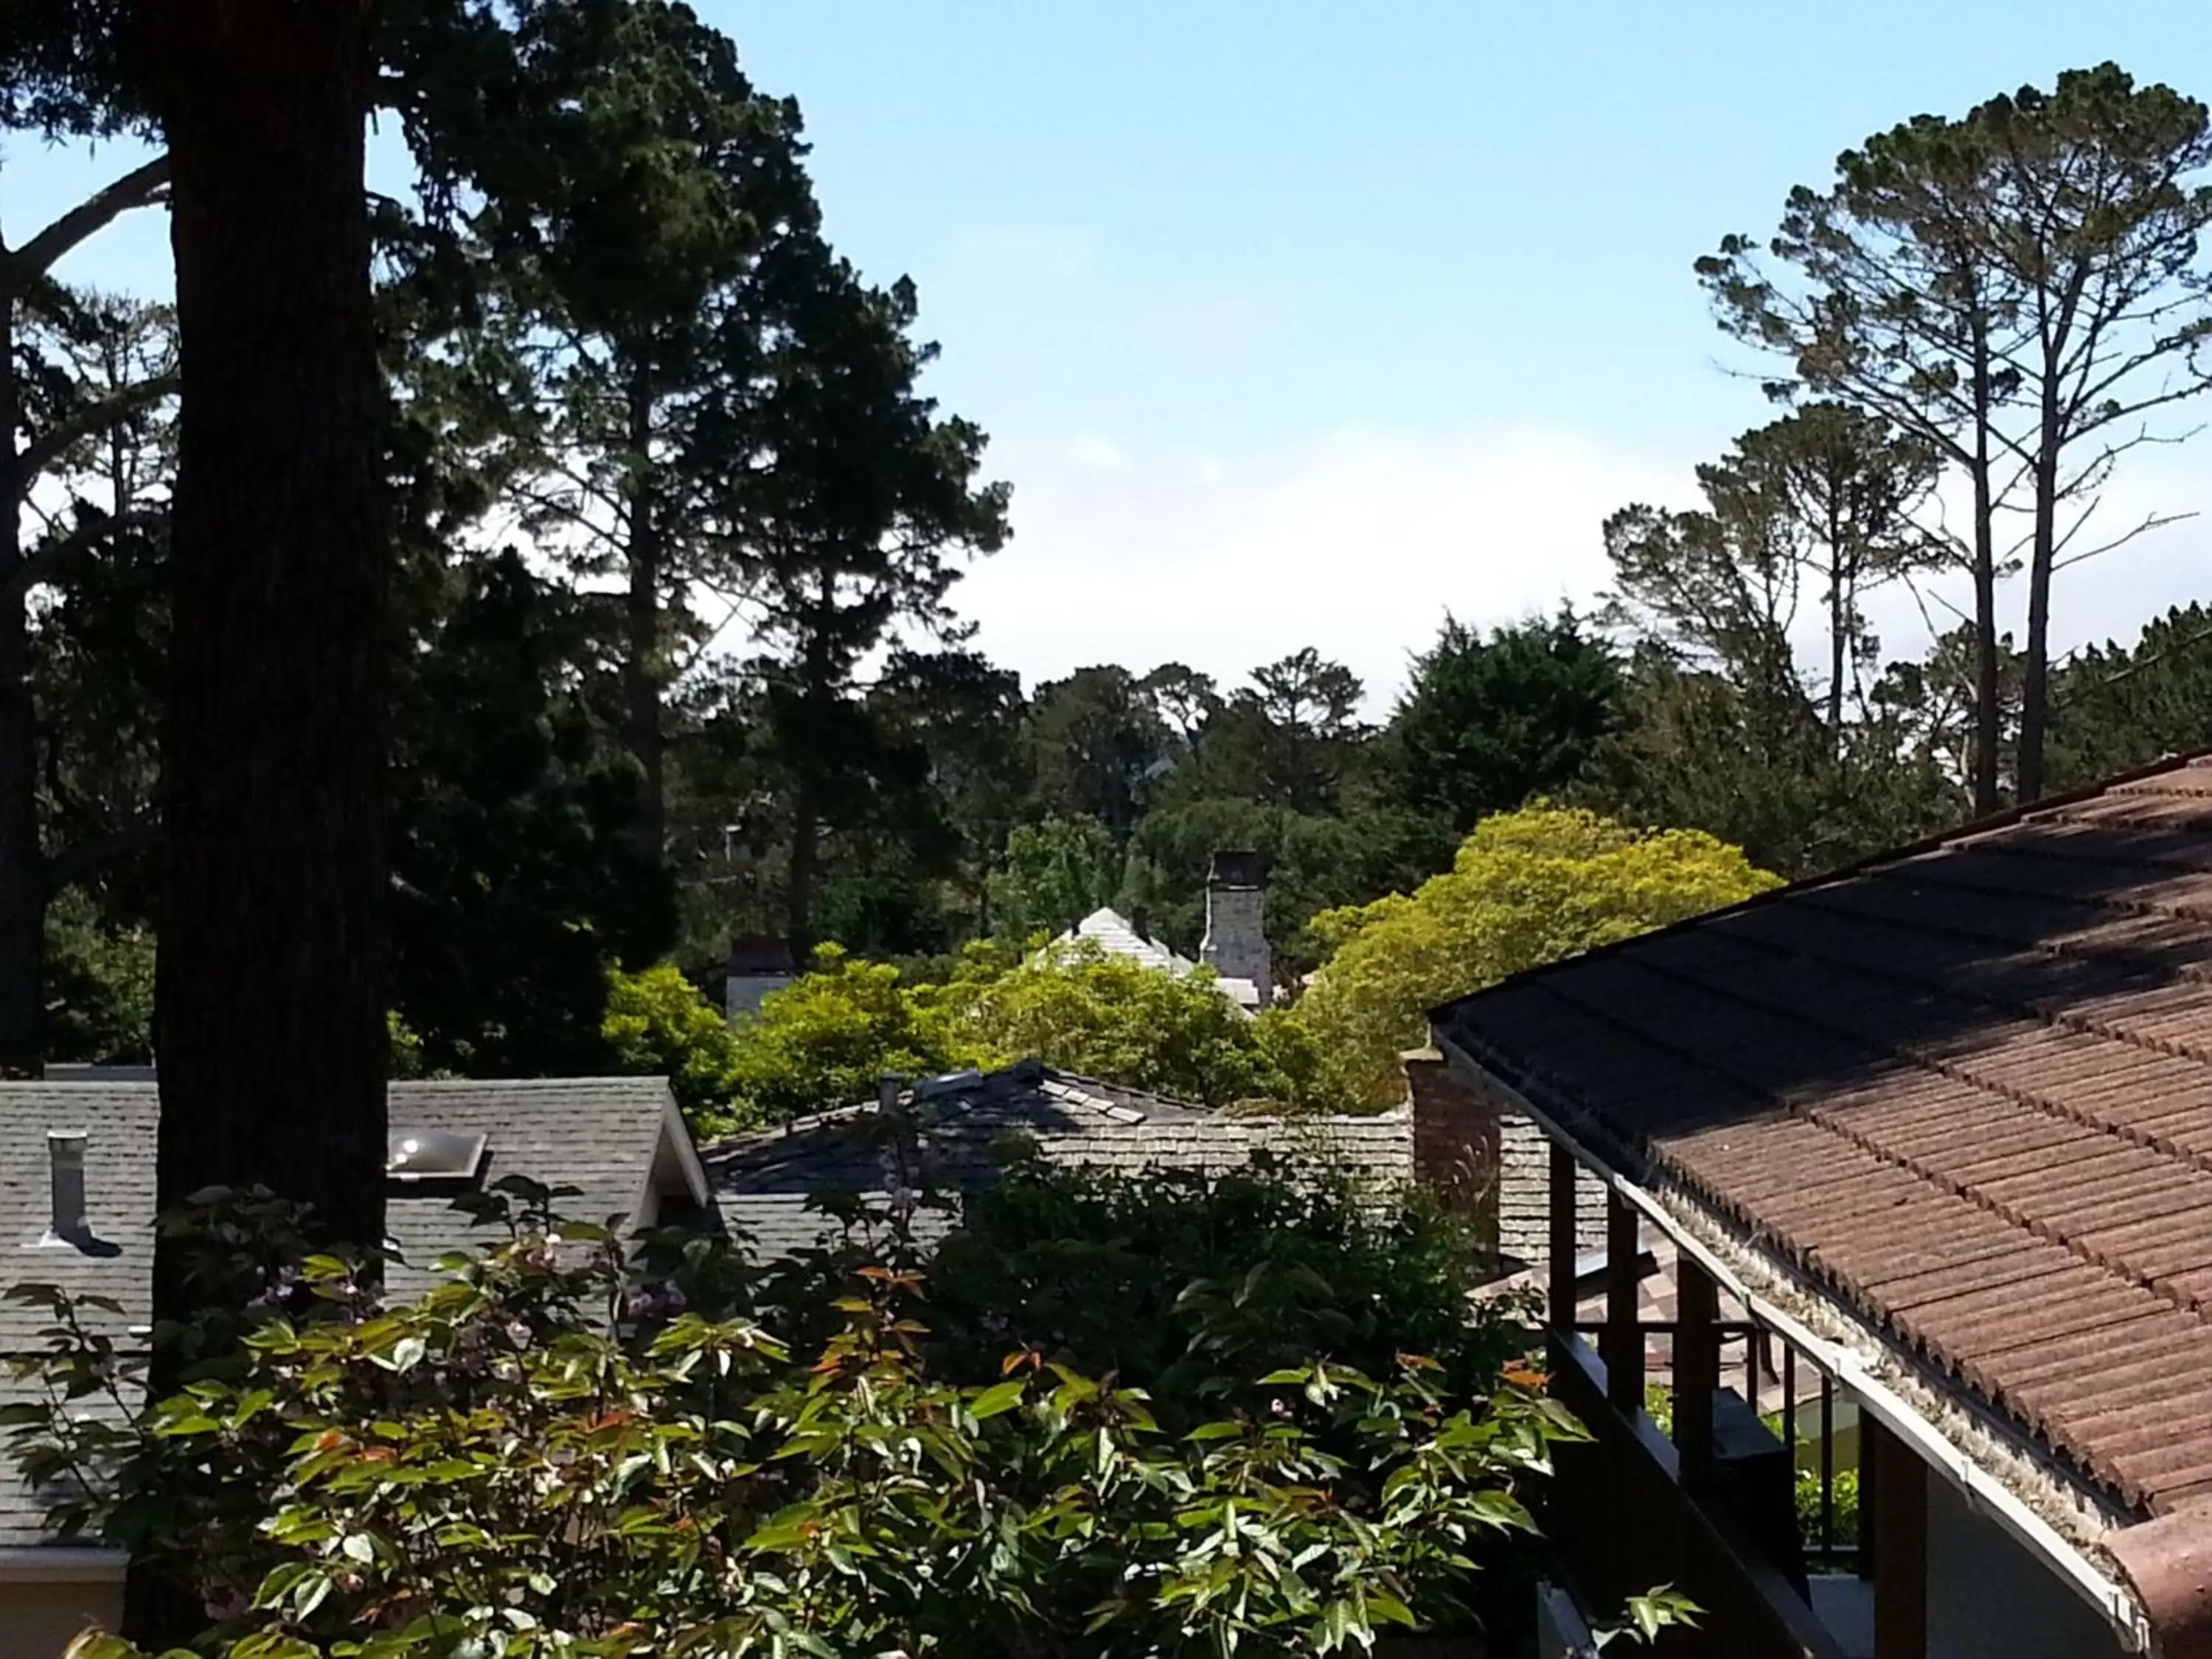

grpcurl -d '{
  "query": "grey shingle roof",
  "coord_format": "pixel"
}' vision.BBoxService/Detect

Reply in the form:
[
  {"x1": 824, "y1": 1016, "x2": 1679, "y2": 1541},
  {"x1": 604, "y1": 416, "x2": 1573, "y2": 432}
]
[
  {"x1": 706, "y1": 1059, "x2": 1413, "y2": 1259},
  {"x1": 0, "y1": 1077, "x2": 695, "y2": 1551},
  {"x1": 378, "y1": 1079, "x2": 692, "y2": 1301}
]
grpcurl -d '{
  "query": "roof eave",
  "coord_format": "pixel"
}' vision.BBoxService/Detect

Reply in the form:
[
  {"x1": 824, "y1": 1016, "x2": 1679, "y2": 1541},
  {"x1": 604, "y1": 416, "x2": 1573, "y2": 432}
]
[
  {"x1": 653, "y1": 1089, "x2": 712, "y2": 1208},
  {"x1": 0, "y1": 1545, "x2": 127, "y2": 1582},
  {"x1": 1433, "y1": 1031, "x2": 2157, "y2": 1654}
]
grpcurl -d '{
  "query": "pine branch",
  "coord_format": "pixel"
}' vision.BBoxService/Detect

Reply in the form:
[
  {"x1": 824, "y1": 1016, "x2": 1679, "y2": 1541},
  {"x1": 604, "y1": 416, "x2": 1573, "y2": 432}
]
[{"x1": 4, "y1": 156, "x2": 172, "y2": 291}]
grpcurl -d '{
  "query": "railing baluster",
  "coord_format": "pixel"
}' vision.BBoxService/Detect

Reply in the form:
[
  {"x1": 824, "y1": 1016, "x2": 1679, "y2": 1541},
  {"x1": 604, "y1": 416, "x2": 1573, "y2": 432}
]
[
  {"x1": 1820, "y1": 1371, "x2": 1835, "y2": 1566},
  {"x1": 1783, "y1": 1342, "x2": 1798, "y2": 1562}
]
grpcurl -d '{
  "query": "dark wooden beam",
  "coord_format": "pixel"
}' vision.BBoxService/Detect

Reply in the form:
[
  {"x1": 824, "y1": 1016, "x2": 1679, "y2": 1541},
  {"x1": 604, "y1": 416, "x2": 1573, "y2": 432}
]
[
  {"x1": 1674, "y1": 1254, "x2": 1719, "y2": 1489},
  {"x1": 1548, "y1": 1141, "x2": 1578, "y2": 1334},
  {"x1": 1602, "y1": 1190, "x2": 1644, "y2": 1413}
]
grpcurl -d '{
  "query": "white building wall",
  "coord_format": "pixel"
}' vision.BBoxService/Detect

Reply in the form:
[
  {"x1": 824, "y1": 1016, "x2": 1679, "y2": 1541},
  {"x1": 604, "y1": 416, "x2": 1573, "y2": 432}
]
[
  {"x1": 726, "y1": 973, "x2": 792, "y2": 1023},
  {"x1": 0, "y1": 1578, "x2": 125, "y2": 1657}
]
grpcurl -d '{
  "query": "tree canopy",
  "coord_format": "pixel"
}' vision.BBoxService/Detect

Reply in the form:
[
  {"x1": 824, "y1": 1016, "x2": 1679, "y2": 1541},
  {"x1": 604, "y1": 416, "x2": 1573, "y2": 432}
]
[{"x1": 1293, "y1": 806, "x2": 1784, "y2": 1107}]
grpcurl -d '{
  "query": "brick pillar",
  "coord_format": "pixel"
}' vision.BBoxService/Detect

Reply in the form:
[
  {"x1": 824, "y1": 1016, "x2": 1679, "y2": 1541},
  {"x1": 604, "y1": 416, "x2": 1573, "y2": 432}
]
[{"x1": 1403, "y1": 1047, "x2": 1501, "y2": 1248}]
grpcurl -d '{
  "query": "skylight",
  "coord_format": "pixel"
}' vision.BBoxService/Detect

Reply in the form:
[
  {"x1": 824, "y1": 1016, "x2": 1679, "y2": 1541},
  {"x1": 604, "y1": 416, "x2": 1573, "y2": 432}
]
[{"x1": 386, "y1": 1127, "x2": 489, "y2": 1182}]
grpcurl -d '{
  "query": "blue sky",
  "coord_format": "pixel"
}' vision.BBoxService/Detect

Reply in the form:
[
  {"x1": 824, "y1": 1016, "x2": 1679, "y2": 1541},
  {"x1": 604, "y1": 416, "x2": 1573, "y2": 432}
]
[{"x1": 11, "y1": 3, "x2": 2212, "y2": 708}]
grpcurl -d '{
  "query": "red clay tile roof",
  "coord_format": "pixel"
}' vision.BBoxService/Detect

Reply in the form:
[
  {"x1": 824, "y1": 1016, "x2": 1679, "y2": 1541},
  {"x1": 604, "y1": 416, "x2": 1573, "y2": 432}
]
[{"x1": 1432, "y1": 754, "x2": 2212, "y2": 1520}]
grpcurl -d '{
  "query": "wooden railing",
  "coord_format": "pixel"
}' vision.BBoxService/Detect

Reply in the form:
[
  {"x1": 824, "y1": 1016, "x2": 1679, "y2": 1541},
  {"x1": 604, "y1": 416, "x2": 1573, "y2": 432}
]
[{"x1": 1545, "y1": 1332, "x2": 1851, "y2": 1659}]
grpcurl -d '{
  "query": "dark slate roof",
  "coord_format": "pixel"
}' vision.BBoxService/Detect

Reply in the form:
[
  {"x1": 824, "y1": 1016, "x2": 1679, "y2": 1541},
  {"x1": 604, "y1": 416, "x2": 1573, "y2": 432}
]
[
  {"x1": 1431, "y1": 751, "x2": 2212, "y2": 1521},
  {"x1": 0, "y1": 1077, "x2": 696, "y2": 1550},
  {"x1": 707, "y1": 1058, "x2": 1413, "y2": 1260}
]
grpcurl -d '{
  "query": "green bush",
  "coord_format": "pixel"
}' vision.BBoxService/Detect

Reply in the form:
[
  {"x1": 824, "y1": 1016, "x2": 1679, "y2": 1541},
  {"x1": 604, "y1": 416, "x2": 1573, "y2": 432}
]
[
  {"x1": 1797, "y1": 1464, "x2": 1861, "y2": 1551},
  {"x1": 1293, "y1": 805, "x2": 1781, "y2": 1107},
  {"x1": 919, "y1": 939, "x2": 1347, "y2": 1111},
  {"x1": 2, "y1": 1182, "x2": 1687, "y2": 1659},
  {"x1": 602, "y1": 960, "x2": 750, "y2": 1131},
  {"x1": 43, "y1": 888, "x2": 155, "y2": 1065},
  {"x1": 725, "y1": 945, "x2": 956, "y2": 1126},
  {"x1": 709, "y1": 939, "x2": 1357, "y2": 1128},
  {"x1": 922, "y1": 1158, "x2": 1520, "y2": 1433}
]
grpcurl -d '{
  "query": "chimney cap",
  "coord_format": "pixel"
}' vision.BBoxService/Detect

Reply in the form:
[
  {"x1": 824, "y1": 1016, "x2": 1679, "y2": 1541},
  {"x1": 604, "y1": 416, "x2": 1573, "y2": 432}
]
[
  {"x1": 727, "y1": 935, "x2": 796, "y2": 976},
  {"x1": 1206, "y1": 850, "x2": 1265, "y2": 889}
]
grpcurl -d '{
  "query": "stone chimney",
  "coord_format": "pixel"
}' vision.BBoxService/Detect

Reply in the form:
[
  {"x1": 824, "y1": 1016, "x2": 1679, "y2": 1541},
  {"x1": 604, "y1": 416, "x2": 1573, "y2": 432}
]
[
  {"x1": 1403, "y1": 1048, "x2": 1500, "y2": 1239},
  {"x1": 1199, "y1": 850, "x2": 1270, "y2": 1006},
  {"x1": 1404, "y1": 1046, "x2": 1604, "y2": 1276},
  {"x1": 724, "y1": 935, "x2": 796, "y2": 1024}
]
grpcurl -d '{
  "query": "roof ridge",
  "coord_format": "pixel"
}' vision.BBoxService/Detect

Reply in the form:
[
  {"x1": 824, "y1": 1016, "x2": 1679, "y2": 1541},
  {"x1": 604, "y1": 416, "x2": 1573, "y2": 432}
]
[
  {"x1": 389, "y1": 1079, "x2": 670, "y2": 1095},
  {"x1": 1450, "y1": 1001, "x2": 2157, "y2": 1509},
  {"x1": 1427, "y1": 745, "x2": 2212, "y2": 1027}
]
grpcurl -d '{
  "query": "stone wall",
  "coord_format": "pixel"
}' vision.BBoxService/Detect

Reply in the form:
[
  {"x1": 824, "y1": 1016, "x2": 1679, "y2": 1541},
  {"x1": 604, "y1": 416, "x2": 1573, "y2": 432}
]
[{"x1": 1498, "y1": 1110, "x2": 1606, "y2": 1273}]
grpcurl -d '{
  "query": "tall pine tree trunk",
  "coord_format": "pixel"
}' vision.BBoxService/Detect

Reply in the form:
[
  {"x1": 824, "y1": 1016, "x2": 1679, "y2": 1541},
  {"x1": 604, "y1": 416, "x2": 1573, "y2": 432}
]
[
  {"x1": 0, "y1": 597, "x2": 44, "y2": 1074},
  {"x1": 0, "y1": 306, "x2": 44, "y2": 1074},
  {"x1": 2016, "y1": 395, "x2": 2063, "y2": 805},
  {"x1": 623, "y1": 526, "x2": 667, "y2": 860},
  {"x1": 786, "y1": 783, "x2": 818, "y2": 961},
  {"x1": 1826, "y1": 567, "x2": 1847, "y2": 738},
  {"x1": 1969, "y1": 317, "x2": 2002, "y2": 818},
  {"x1": 140, "y1": 27, "x2": 387, "y2": 1643},
  {"x1": 622, "y1": 368, "x2": 667, "y2": 863}
]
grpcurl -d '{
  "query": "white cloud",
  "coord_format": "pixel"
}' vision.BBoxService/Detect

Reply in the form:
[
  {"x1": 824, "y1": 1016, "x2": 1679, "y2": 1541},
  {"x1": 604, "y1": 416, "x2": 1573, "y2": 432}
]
[
  {"x1": 955, "y1": 424, "x2": 1695, "y2": 712},
  {"x1": 952, "y1": 422, "x2": 2212, "y2": 716},
  {"x1": 1852, "y1": 451, "x2": 2212, "y2": 675}
]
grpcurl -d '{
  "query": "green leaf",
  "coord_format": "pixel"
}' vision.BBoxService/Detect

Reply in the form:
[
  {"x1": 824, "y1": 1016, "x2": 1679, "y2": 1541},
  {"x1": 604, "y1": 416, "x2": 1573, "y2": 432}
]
[
  {"x1": 970, "y1": 1379, "x2": 1026, "y2": 1419},
  {"x1": 1366, "y1": 1593, "x2": 1417, "y2": 1628},
  {"x1": 232, "y1": 1635, "x2": 324, "y2": 1659}
]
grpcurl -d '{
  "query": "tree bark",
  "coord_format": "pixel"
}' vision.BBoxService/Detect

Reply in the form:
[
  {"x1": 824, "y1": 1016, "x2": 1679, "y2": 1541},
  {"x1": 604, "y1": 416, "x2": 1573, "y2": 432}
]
[
  {"x1": 1969, "y1": 313, "x2": 2002, "y2": 818},
  {"x1": 2016, "y1": 399, "x2": 2063, "y2": 804},
  {"x1": 622, "y1": 365, "x2": 667, "y2": 863},
  {"x1": 0, "y1": 302, "x2": 44, "y2": 1074},
  {"x1": 140, "y1": 0, "x2": 387, "y2": 1566},
  {"x1": 785, "y1": 782, "x2": 818, "y2": 961},
  {"x1": 1827, "y1": 557, "x2": 1848, "y2": 738},
  {"x1": 0, "y1": 596, "x2": 45, "y2": 1074}
]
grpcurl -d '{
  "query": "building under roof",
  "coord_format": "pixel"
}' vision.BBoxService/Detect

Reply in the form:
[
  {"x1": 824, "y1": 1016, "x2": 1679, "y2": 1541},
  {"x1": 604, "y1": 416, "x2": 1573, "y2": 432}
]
[
  {"x1": 1430, "y1": 752, "x2": 2212, "y2": 1658},
  {"x1": 709, "y1": 1057, "x2": 1412, "y2": 1259},
  {"x1": 1048, "y1": 849, "x2": 1276, "y2": 1015},
  {"x1": 1056, "y1": 908, "x2": 1264, "y2": 1012},
  {"x1": 0, "y1": 1077, "x2": 710, "y2": 1648}
]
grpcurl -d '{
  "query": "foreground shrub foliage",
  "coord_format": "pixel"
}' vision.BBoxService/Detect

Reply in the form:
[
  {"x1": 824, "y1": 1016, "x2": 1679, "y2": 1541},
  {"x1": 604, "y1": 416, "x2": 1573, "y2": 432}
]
[{"x1": 0, "y1": 1174, "x2": 1607, "y2": 1659}]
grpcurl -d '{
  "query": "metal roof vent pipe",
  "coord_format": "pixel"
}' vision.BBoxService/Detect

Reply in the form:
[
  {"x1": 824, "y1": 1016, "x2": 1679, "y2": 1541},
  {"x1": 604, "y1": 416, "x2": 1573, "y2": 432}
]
[{"x1": 42, "y1": 1130, "x2": 88, "y2": 1247}]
